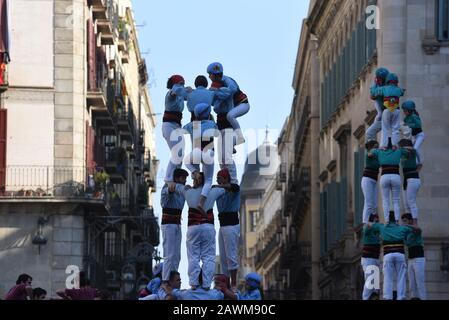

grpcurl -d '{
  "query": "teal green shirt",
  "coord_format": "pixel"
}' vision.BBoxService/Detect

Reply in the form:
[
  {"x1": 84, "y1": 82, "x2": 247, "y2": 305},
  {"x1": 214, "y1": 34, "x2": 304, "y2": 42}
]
[
  {"x1": 370, "y1": 148, "x2": 410, "y2": 166},
  {"x1": 405, "y1": 226, "x2": 423, "y2": 248},
  {"x1": 362, "y1": 226, "x2": 381, "y2": 245},
  {"x1": 371, "y1": 223, "x2": 412, "y2": 243},
  {"x1": 365, "y1": 152, "x2": 380, "y2": 170},
  {"x1": 401, "y1": 150, "x2": 417, "y2": 170},
  {"x1": 404, "y1": 114, "x2": 422, "y2": 130}
]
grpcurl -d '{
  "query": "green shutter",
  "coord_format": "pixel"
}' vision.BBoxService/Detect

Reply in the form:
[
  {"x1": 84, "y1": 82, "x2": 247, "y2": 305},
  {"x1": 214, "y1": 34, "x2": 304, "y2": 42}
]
[
  {"x1": 320, "y1": 192, "x2": 325, "y2": 255},
  {"x1": 339, "y1": 178, "x2": 348, "y2": 240}
]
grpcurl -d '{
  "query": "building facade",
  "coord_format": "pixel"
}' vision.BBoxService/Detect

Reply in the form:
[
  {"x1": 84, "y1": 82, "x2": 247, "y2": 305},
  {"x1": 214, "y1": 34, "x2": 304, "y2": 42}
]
[
  {"x1": 274, "y1": 0, "x2": 449, "y2": 299},
  {"x1": 0, "y1": 0, "x2": 159, "y2": 299},
  {"x1": 239, "y1": 139, "x2": 280, "y2": 293}
]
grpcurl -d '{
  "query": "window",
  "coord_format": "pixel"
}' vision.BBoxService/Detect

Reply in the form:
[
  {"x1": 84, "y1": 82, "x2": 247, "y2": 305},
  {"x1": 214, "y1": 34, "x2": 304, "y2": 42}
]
[
  {"x1": 249, "y1": 210, "x2": 259, "y2": 232},
  {"x1": 437, "y1": 0, "x2": 449, "y2": 41}
]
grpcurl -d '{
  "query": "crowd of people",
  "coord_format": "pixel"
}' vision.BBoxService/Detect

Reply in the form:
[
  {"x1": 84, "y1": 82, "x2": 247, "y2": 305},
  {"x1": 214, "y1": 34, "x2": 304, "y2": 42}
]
[
  {"x1": 2, "y1": 272, "x2": 110, "y2": 300},
  {"x1": 361, "y1": 67, "x2": 426, "y2": 300}
]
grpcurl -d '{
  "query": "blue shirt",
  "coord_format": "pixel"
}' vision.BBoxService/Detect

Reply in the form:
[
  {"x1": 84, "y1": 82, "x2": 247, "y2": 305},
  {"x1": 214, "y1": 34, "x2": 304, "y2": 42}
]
[
  {"x1": 212, "y1": 76, "x2": 239, "y2": 114},
  {"x1": 165, "y1": 84, "x2": 187, "y2": 112},
  {"x1": 182, "y1": 187, "x2": 226, "y2": 211},
  {"x1": 237, "y1": 289, "x2": 262, "y2": 300},
  {"x1": 187, "y1": 87, "x2": 217, "y2": 113},
  {"x1": 172, "y1": 288, "x2": 224, "y2": 300},
  {"x1": 216, "y1": 185, "x2": 241, "y2": 213},
  {"x1": 183, "y1": 120, "x2": 218, "y2": 146},
  {"x1": 147, "y1": 278, "x2": 161, "y2": 294},
  {"x1": 160, "y1": 184, "x2": 186, "y2": 210}
]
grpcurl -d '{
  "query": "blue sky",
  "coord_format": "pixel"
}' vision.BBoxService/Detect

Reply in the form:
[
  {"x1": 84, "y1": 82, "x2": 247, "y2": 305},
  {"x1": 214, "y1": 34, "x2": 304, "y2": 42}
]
[{"x1": 132, "y1": 0, "x2": 309, "y2": 288}]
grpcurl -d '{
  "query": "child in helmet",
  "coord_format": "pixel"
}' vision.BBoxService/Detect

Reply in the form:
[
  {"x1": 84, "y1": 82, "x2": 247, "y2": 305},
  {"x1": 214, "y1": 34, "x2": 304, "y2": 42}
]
[
  {"x1": 207, "y1": 62, "x2": 250, "y2": 146},
  {"x1": 366, "y1": 68, "x2": 390, "y2": 142},
  {"x1": 372, "y1": 73, "x2": 405, "y2": 149},
  {"x1": 401, "y1": 100, "x2": 425, "y2": 168},
  {"x1": 238, "y1": 272, "x2": 262, "y2": 300}
]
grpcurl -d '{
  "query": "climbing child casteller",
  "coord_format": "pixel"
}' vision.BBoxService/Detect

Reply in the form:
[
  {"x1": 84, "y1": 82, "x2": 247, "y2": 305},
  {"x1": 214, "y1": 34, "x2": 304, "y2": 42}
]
[
  {"x1": 402, "y1": 100, "x2": 425, "y2": 169},
  {"x1": 162, "y1": 75, "x2": 191, "y2": 183},
  {"x1": 366, "y1": 67, "x2": 390, "y2": 142},
  {"x1": 207, "y1": 62, "x2": 250, "y2": 146},
  {"x1": 372, "y1": 73, "x2": 405, "y2": 149},
  {"x1": 183, "y1": 103, "x2": 219, "y2": 209}
]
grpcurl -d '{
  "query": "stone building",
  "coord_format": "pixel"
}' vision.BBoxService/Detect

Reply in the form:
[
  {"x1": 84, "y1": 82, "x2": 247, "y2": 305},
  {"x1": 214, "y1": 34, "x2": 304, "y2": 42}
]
[
  {"x1": 275, "y1": 0, "x2": 449, "y2": 299},
  {"x1": 0, "y1": 0, "x2": 159, "y2": 299}
]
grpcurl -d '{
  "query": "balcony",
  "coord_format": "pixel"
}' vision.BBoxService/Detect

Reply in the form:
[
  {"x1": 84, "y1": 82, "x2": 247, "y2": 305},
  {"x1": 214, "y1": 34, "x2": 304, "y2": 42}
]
[
  {"x1": 117, "y1": 20, "x2": 129, "y2": 53},
  {"x1": 115, "y1": 184, "x2": 135, "y2": 215},
  {"x1": 0, "y1": 166, "x2": 116, "y2": 213},
  {"x1": 255, "y1": 234, "x2": 280, "y2": 269},
  {"x1": 90, "y1": 0, "x2": 107, "y2": 20},
  {"x1": 291, "y1": 167, "x2": 311, "y2": 226},
  {"x1": 280, "y1": 238, "x2": 311, "y2": 270},
  {"x1": 95, "y1": 0, "x2": 115, "y2": 45},
  {"x1": 116, "y1": 103, "x2": 136, "y2": 142},
  {"x1": 105, "y1": 147, "x2": 127, "y2": 184},
  {"x1": 138, "y1": 60, "x2": 148, "y2": 86},
  {"x1": 141, "y1": 207, "x2": 160, "y2": 247},
  {"x1": 88, "y1": 0, "x2": 106, "y2": 7}
]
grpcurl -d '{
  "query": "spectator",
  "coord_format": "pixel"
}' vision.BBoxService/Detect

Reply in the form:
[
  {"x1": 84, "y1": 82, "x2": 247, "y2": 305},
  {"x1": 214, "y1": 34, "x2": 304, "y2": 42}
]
[
  {"x1": 32, "y1": 288, "x2": 47, "y2": 300},
  {"x1": 4, "y1": 274, "x2": 33, "y2": 300},
  {"x1": 56, "y1": 271, "x2": 100, "y2": 300}
]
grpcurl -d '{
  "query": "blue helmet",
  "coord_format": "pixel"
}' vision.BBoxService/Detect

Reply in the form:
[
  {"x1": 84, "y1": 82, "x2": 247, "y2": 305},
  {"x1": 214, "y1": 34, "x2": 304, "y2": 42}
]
[
  {"x1": 375, "y1": 67, "x2": 390, "y2": 81},
  {"x1": 402, "y1": 100, "x2": 416, "y2": 111},
  {"x1": 245, "y1": 272, "x2": 262, "y2": 288},
  {"x1": 207, "y1": 62, "x2": 223, "y2": 75},
  {"x1": 386, "y1": 73, "x2": 399, "y2": 84},
  {"x1": 194, "y1": 103, "x2": 211, "y2": 119}
]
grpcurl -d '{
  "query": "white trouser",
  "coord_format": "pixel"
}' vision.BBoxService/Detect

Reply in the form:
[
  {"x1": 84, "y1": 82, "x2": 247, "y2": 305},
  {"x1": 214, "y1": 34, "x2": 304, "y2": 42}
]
[
  {"x1": 186, "y1": 224, "x2": 216, "y2": 289},
  {"x1": 217, "y1": 129, "x2": 238, "y2": 184},
  {"x1": 218, "y1": 224, "x2": 240, "y2": 277},
  {"x1": 139, "y1": 294, "x2": 158, "y2": 300},
  {"x1": 361, "y1": 257, "x2": 380, "y2": 300},
  {"x1": 162, "y1": 224, "x2": 182, "y2": 281},
  {"x1": 227, "y1": 103, "x2": 250, "y2": 131},
  {"x1": 383, "y1": 252, "x2": 407, "y2": 300},
  {"x1": 413, "y1": 132, "x2": 425, "y2": 165},
  {"x1": 162, "y1": 122, "x2": 185, "y2": 183},
  {"x1": 184, "y1": 148, "x2": 215, "y2": 197},
  {"x1": 361, "y1": 177, "x2": 378, "y2": 224},
  {"x1": 380, "y1": 174, "x2": 401, "y2": 222},
  {"x1": 403, "y1": 178, "x2": 421, "y2": 219},
  {"x1": 408, "y1": 257, "x2": 426, "y2": 300},
  {"x1": 365, "y1": 100, "x2": 383, "y2": 142},
  {"x1": 381, "y1": 109, "x2": 401, "y2": 148}
]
